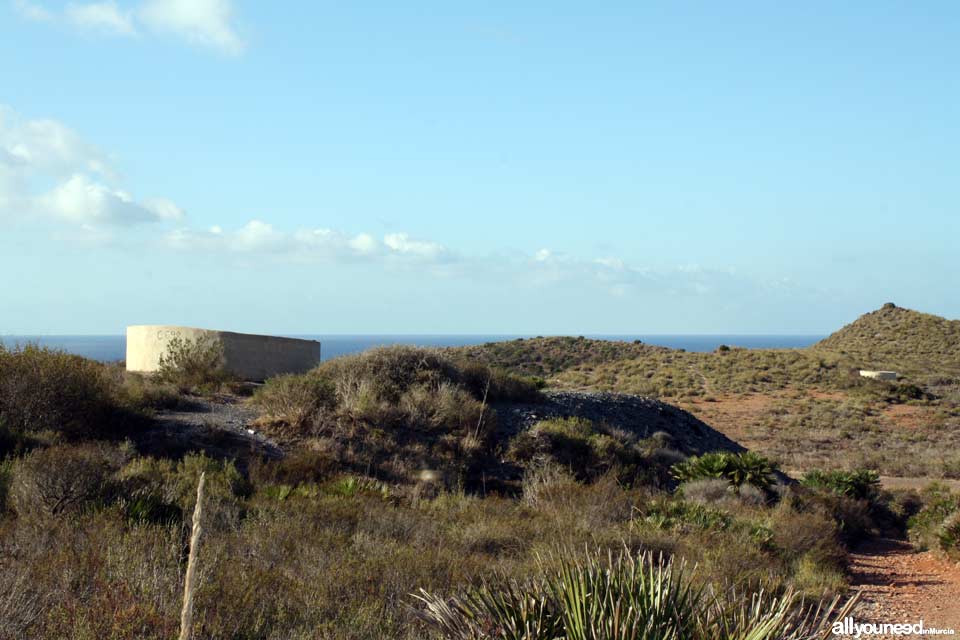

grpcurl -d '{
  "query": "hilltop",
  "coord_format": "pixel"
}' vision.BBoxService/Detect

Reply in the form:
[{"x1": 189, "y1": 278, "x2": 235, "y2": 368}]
[
  {"x1": 453, "y1": 335, "x2": 669, "y2": 378},
  {"x1": 814, "y1": 303, "x2": 960, "y2": 376}
]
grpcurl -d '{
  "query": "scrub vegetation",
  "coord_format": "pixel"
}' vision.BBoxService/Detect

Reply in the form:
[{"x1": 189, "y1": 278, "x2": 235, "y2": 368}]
[{"x1": 0, "y1": 304, "x2": 957, "y2": 637}]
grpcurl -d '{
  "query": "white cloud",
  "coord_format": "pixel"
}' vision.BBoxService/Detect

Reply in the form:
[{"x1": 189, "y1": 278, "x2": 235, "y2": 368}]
[
  {"x1": 13, "y1": 0, "x2": 243, "y2": 54},
  {"x1": 139, "y1": 0, "x2": 243, "y2": 55},
  {"x1": 65, "y1": 1, "x2": 136, "y2": 35},
  {"x1": 142, "y1": 197, "x2": 184, "y2": 221},
  {"x1": 349, "y1": 233, "x2": 379, "y2": 255},
  {"x1": 37, "y1": 174, "x2": 175, "y2": 225},
  {"x1": 0, "y1": 106, "x2": 111, "y2": 177},
  {"x1": 0, "y1": 105, "x2": 183, "y2": 228},
  {"x1": 384, "y1": 233, "x2": 448, "y2": 260},
  {"x1": 164, "y1": 222, "x2": 453, "y2": 265},
  {"x1": 13, "y1": 0, "x2": 53, "y2": 21}
]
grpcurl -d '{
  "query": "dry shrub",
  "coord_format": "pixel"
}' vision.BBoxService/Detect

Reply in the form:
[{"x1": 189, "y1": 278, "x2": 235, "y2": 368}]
[
  {"x1": 11, "y1": 444, "x2": 122, "y2": 516},
  {"x1": 680, "y1": 478, "x2": 733, "y2": 505},
  {"x1": 523, "y1": 464, "x2": 634, "y2": 529},
  {"x1": 0, "y1": 344, "x2": 117, "y2": 441},
  {"x1": 317, "y1": 346, "x2": 459, "y2": 405},
  {"x1": 112, "y1": 369, "x2": 185, "y2": 412},
  {"x1": 251, "y1": 373, "x2": 336, "y2": 429},
  {"x1": 400, "y1": 383, "x2": 491, "y2": 436},
  {"x1": 769, "y1": 500, "x2": 846, "y2": 571},
  {"x1": 156, "y1": 335, "x2": 232, "y2": 392}
]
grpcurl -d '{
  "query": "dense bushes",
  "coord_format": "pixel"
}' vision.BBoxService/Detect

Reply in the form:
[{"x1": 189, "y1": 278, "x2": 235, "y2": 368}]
[
  {"x1": 908, "y1": 483, "x2": 960, "y2": 557},
  {"x1": 251, "y1": 373, "x2": 336, "y2": 427},
  {"x1": 248, "y1": 347, "x2": 544, "y2": 488},
  {"x1": 0, "y1": 345, "x2": 181, "y2": 453},
  {"x1": 508, "y1": 417, "x2": 651, "y2": 484},
  {"x1": 253, "y1": 346, "x2": 541, "y2": 433},
  {"x1": 0, "y1": 344, "x2": 117, "y2": 443},
  {"x1": 10, "y1": 444, "x2": 122, "y2": 516},
  {"x1": 801, "y1": 469, "x2": 880, "y2": 501},
  {"x1": 0, "y1": 438, "x2": 863, "y2": 639}
]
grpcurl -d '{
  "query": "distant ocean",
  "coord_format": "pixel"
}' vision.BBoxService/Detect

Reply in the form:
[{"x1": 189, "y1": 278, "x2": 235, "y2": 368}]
[{"x1": 0, "y1": 334, "x2": 825, "y2": 363}]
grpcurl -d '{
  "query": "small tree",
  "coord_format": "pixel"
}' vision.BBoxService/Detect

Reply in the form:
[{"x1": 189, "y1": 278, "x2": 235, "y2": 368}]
[{"x1": 157, "y1": 336, "x2": 230, "y2": 392}]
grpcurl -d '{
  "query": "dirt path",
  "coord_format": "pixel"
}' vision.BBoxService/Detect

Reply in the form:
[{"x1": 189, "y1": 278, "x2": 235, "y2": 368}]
[
  {"x1": 849, "y1": 538, "x2": 960, "y2": 636},
  {"x1": 135, "y1": 393, "x2": 283, "y2": 468}
]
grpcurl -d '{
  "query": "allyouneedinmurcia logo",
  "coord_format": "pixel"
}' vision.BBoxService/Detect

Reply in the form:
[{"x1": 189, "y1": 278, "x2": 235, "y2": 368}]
[{"x1": 833, "y1": 617, "x2": 956, "y2": 636}]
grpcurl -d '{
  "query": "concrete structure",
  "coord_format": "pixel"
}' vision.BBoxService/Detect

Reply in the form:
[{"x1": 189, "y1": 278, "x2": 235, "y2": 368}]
[
  {"x1": 126, "y1": 325, "x2": 321, "y2": 381},
  {"x1": 859, "y1": 370, "x2": 898, "y2": 381}
]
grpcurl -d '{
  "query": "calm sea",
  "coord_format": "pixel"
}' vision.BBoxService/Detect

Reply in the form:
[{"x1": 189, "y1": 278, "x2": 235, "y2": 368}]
[{"x1": 0, "y1": 334, "x2": 824, "y2": 363}]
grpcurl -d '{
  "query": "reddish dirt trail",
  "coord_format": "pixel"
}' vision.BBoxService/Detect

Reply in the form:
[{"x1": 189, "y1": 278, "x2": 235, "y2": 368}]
[{"x1": 849, "y1": 538, "x2": 960, "y2": 637}]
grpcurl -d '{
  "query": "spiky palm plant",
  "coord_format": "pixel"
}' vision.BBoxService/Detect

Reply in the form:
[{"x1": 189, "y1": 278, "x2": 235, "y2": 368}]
[{"x1": 414, "y1": 550, "x2": 856, "y2": 640}]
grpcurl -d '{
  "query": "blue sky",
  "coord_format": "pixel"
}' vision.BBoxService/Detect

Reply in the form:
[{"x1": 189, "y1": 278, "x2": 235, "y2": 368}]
[{"x1": 1, "y1": 1, "x2": 957, "y2": 334}]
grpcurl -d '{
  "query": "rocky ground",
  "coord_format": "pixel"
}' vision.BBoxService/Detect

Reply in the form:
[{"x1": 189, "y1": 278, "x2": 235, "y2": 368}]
[{"x1": 134, "y1": 392, "x2": 281, "y2": 468}]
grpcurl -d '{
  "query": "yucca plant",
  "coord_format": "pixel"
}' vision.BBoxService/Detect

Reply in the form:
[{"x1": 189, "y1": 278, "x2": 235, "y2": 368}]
[{"x1": 414, "y1": 550, "x2": 856, "y2": 640}]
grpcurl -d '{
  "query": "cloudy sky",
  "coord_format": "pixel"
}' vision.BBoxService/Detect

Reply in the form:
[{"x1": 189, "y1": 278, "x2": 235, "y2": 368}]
[{"x1": 1, "y1": 1, "x2": 957, "y2": 334}]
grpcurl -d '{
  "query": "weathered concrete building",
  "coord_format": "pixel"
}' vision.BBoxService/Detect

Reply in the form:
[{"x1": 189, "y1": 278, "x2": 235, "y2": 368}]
[
  {"x1": 126, "y1": 325, "x2": 321, "y2": 381},
  {"x1": 859, "y1": 370, "x2": 898, "y2": 381}
]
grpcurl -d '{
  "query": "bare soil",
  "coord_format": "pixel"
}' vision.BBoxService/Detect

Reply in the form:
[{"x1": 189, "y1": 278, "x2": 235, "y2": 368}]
[{"x1": 850, "y1": 538, "x2": 960, "y2": 637}]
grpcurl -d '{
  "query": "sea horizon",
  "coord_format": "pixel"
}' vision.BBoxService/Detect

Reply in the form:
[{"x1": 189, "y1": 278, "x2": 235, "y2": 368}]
[{"x1": 1, "y1": 333, "x2": 827, "y2": 363}]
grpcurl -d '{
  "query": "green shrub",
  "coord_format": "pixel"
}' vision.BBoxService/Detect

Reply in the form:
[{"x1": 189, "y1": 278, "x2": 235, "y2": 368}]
[
  {"x1": 938, "y1": 511, "x2": 960, "y2": 559},
  {"x1": 251, "y1": 373, "x2": 336, "y2": 429},
  {"x1": 0, "y1": 344, "x2": 117, "y2": 441},
  {"x1": 456, "y1": 361, "x2": 545, "y2": 402},
  {"x1": 156, "y1": 335, "x2": 231, "y2": 392},
  {"x1": 509, "y1": 418, "x2": 645, "y2": 482},
  {"x1": 118, "y1": 452, "x2": 248, "y2": 529},
  {"x1": 671, "y1": 451, "x2": 777, "y2": 492},
  {"x1": 801, "y1": 469, "x2": 880, "y2": 501},
  {"x1": 10, "y1": 444, "x2": 122, "y2": 516},
  {"x1": 908, "y1": 483, "x2": 960, "y2": 551}
]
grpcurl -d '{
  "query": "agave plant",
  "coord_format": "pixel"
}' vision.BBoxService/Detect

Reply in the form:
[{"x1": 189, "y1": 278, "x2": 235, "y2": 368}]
[{"x1": 414, "y1": 550, "x2": 856, "y2": 640}]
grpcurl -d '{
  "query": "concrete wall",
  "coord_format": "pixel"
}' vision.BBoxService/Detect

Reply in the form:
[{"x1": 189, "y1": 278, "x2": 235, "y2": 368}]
[
  {"x1": 126, "y1": 325, "x2": 321, "y2": 381},
  {"x1": 859, "y1": 370, "x2": 898, "y2": 381}
]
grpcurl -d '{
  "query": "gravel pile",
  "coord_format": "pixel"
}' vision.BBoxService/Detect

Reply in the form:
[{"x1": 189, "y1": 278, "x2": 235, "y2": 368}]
[{"x1": 494, "y1": 390, "x2": 746, "y2": 455}]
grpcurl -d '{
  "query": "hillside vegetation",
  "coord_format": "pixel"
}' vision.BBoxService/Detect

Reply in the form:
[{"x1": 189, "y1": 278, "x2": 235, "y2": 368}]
[
  {"x1": 815, "y1": 303, "x2": 960, "y2": 376},
  {"x1": 451, "y1": 305, "x2": 960, "y2": 477},
  {"x1": 0, "y1": 342, "x2": 888, "y2": 638}
]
